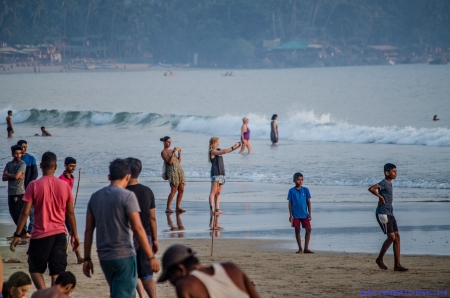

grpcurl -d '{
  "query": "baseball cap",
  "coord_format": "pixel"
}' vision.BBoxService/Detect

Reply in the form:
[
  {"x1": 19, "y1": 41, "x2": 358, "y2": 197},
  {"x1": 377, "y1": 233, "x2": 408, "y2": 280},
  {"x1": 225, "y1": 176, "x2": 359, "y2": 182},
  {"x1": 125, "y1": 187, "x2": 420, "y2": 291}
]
[{"x1": 157, "y1": 244, "x2": 195, "y2": 283}]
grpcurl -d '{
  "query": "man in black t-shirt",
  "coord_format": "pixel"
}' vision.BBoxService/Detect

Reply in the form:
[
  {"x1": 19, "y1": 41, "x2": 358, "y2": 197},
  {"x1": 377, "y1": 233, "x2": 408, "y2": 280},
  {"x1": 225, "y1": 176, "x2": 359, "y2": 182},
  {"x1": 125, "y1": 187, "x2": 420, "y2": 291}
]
[{"x1": 126, "y1": 158, "x2": 158, "y2": 298}]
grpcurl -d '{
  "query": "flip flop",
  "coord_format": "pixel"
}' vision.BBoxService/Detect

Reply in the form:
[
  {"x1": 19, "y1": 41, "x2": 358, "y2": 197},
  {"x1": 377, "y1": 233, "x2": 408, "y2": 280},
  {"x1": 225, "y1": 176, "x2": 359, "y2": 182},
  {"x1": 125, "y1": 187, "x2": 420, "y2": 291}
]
[
  {"x1": 165, "y1": 209, "x2": 175, "y2": 214},
  {"x1": 175, "y1": 209, "x2": 186, "y2": 213}
]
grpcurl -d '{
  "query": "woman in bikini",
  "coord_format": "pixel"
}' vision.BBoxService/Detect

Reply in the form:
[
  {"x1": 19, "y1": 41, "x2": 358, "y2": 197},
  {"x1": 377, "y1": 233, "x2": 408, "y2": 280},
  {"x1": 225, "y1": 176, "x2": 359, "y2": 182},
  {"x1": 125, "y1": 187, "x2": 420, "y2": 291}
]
[
  {"x1": 239, "y1": 117, "x2": 252, "y2": 154},
  {"x1": 161, "y1": 136, "x2": 186, "y2": 213},
  {"x1": 208, "y1": 137, "x2": 241, "y2": 214}
]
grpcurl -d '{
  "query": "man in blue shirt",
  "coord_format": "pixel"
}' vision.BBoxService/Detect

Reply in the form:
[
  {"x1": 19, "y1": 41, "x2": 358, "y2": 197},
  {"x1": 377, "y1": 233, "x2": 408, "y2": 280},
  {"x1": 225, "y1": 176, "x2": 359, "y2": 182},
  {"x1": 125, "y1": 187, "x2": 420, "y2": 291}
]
[{"x1": 287, "y1": 172, "x2": 313, "y2": 254}]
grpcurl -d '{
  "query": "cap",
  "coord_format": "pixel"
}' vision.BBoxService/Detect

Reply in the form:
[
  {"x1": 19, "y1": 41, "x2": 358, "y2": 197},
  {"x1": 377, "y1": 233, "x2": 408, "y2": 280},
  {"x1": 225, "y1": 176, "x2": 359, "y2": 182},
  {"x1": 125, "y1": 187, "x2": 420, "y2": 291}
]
[{"x1": 157, "y1": 244, "x2": 195, "y2": 283}]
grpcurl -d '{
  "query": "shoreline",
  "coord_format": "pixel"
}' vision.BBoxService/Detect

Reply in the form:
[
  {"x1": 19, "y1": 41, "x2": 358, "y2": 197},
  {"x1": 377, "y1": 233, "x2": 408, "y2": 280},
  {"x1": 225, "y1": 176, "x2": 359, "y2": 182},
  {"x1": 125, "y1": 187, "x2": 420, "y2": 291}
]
[
  {"x1": 0, "y1": 61, "x2": 434, "y2": 76},
  {"x1": 1, "y1": 239, "x2": 449, "y2": 298}
]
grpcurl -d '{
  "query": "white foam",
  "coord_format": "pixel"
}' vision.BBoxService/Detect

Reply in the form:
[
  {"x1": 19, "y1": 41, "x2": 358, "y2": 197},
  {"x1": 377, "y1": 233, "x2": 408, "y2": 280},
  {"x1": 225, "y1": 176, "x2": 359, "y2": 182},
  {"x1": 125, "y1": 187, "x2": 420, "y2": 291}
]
[
  {"x1": 89, "y1": 112, "x2": 116, "y2": 125},
  {"x1": 175, "y1": 111, "x2": 450, "y2": 147}
]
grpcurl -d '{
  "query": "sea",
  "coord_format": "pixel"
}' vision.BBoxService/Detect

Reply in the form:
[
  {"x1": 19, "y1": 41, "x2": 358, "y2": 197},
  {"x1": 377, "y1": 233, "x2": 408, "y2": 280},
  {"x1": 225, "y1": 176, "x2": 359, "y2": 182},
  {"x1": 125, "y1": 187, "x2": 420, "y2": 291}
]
[{"x1": 1, "y1": 65, "x2": 449, "y2": 255}]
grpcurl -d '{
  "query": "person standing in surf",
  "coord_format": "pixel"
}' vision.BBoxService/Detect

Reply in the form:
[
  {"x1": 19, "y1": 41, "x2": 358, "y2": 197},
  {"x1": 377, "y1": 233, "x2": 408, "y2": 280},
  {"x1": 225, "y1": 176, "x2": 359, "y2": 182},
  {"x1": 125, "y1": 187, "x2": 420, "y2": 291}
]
[
  {"x1": 270, "y1": 114, "x2": 278, "y2": 145},
  {"x1": 239, "y1": 117, "x2": 252, "y2": 154},
  {"x1": 6, "y1": 110, "x2": 14, "y2": 138},
  {"x1": 208, "y1": 137, "x2": 241, "y2": 214},
  {"x1": 160, "y1": 136, "x2": 186, "y2": 213}
]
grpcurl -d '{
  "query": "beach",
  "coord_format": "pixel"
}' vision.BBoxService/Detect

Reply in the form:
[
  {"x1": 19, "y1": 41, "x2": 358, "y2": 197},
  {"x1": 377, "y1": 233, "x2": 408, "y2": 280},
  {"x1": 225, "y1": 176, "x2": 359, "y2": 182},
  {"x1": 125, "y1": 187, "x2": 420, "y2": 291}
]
[
  {"x1": 1, "y1": 238, "x2": 449, "y2": 298},
  {"x1": 1, "y1": 65, "x2": 449, "y2": 297}
]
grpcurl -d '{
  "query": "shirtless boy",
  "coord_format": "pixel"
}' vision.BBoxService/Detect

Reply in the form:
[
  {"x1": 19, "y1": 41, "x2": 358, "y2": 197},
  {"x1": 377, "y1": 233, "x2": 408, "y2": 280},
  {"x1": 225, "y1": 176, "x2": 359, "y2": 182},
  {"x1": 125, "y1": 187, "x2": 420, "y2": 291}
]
[
  {"x1": 6, "y1": 110, "x2": 14, "y2": 137},
  {"x1": 41, "y1": 127, "x2": 52, "y2": 136},
  {"x1": 31, "y1": 271, "x2": 76, "y2": 298}
]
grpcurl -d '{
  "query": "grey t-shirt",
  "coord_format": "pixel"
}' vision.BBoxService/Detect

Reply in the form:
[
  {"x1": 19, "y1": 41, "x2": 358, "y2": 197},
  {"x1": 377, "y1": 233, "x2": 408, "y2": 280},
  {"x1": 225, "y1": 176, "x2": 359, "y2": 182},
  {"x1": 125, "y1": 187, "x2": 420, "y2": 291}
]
[
  {"x1": 87, "y1": 186, "x2": 141, "y2": 261},
  {"x1": 4, "y1": 160, "x2": 26, "y2": 195},
  {"x1": 375, "y1": 179, "x2": 394, "y2": 216}
]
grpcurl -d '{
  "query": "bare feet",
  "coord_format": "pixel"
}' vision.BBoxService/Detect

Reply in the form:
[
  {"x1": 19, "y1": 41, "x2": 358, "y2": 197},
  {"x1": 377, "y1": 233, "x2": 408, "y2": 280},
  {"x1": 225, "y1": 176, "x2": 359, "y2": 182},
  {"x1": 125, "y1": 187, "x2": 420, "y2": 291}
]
[
  {"x1": 394, "y1": 265, "x2": 409, "y2": 272},
  {"x1": 296, "y1": 250, "x2": 303, "y2": 254},
  {"x1": 215, "y1": 209, "x2": 225, "y2": 214},
  {"x1": 175, "y1": 208, "x2": 186, "y2": 213},
  {"x1": 304, "y1": 249, "x2": 314, "y2": 253},
  {"x1": 165, "y1": 209, "x2": 175, "y2": 214},
  {"x1": 376, "y1": 258, "x2": 388, "y2": 270}
]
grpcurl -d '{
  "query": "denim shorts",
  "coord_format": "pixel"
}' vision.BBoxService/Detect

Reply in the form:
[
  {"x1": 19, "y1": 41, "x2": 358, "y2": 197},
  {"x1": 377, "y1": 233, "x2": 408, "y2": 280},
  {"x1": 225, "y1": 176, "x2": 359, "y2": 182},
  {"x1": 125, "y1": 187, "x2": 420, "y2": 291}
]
[{"x1": 211, "y1": 175, "x2": 226, "y2": 185}]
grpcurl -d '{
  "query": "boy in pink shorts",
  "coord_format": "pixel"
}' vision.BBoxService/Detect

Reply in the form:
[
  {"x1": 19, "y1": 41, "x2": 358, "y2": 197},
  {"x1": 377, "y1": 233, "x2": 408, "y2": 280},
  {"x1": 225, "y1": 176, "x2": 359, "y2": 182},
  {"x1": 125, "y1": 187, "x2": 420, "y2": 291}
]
[{"x1": 287, "y1": 172, "x2": 313, "y2": 253}]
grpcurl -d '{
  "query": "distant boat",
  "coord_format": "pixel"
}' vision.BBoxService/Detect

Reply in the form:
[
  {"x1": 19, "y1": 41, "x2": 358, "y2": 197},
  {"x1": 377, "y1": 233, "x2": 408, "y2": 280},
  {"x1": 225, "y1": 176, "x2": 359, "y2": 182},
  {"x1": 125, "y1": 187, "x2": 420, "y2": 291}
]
[
  {"x1": 174, "y1": 63, "x2": 190, "y2": 68},
  {"x1": 159, "y1": 62, "x2": 172, "y2": 67}
]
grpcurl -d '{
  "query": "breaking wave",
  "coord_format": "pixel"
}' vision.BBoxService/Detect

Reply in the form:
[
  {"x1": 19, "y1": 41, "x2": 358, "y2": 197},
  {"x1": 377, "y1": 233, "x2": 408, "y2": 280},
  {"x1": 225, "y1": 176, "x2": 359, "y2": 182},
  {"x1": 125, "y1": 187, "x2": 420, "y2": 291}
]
[{"x1": 4, "y1": 108, "x2": 450, "y2": 147}]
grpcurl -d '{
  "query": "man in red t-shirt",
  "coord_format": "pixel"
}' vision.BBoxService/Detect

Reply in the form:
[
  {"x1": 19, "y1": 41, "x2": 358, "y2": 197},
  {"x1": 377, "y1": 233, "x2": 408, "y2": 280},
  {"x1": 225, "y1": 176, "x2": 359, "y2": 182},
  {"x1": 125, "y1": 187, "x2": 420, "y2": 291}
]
[
  {"x1": 59, "y1": 157, "x2": 83, "y2": 264},
  {"x1": 10, "y1": 152, "x2": 80, "y2": 290}
]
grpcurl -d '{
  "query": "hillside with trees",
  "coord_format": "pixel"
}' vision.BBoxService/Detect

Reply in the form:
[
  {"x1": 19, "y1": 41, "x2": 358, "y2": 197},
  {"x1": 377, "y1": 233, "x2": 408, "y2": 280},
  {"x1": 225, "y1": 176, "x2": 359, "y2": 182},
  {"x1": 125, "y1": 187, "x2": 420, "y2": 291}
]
[{"x1": 1, "y1": 0, "x2": 449, "y2": 67}]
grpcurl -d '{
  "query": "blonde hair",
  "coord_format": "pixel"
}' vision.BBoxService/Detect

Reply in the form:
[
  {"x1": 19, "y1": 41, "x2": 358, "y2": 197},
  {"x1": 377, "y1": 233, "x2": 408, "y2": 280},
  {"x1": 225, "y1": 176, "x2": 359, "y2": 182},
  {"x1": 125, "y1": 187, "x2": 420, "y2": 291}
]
[
  {"x1": 242, "y1": 117, "x2": 248, "y2": 123},
  {"x1": 208, "y1": 137, "x2": 219, "y2": 163}
]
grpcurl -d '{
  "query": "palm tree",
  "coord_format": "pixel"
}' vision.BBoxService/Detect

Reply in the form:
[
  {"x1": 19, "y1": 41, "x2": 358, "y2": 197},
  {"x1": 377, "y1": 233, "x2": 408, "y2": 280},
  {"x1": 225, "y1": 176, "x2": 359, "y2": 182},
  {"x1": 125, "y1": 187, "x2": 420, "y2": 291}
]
[{"x1": 31, "y1": 0, "x2": 45, "y2": 33}]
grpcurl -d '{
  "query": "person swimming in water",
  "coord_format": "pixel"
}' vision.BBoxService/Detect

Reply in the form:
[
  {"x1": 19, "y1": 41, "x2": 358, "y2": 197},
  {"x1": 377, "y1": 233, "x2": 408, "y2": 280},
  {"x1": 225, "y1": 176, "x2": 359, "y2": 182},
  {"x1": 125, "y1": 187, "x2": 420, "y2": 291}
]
[{"x1": 433, "y1": 115, "x2": 439, "y2": 121}]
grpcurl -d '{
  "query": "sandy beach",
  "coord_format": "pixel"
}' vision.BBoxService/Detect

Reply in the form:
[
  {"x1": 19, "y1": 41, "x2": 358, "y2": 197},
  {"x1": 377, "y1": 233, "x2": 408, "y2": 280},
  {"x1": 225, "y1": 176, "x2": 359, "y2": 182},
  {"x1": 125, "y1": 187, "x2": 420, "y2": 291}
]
[{"x1": 1, "y1": 238, "x2": 449, "y2": 298}]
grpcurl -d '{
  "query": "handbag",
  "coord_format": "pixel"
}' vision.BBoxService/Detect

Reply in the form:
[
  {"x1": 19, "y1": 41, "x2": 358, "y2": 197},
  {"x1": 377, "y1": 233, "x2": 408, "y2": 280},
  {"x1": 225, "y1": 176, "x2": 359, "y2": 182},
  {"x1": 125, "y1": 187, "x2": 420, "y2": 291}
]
[{"x1": 161, "y1": 162, "x2": 169, "y2": 180}]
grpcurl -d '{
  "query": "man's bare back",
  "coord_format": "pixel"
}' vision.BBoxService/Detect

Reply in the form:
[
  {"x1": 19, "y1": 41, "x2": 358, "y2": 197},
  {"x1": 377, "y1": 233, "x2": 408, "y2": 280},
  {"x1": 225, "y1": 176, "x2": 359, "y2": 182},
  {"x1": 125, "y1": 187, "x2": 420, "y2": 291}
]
[{"x1": 31, "y1": 287, "x2": 70, "y2": 298}]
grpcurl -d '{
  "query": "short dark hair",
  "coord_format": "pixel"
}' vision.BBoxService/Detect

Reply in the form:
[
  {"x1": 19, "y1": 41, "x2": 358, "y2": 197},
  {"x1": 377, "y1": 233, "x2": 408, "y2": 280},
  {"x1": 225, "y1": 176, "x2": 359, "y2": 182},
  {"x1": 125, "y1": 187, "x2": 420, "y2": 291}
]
[
  {"x1": 293, "y1": 172, "x2": 303, "y2": 180},
  {"x1": 160, "y1": 136, "x2": 170, "y2": 142},
  {"x1": 271, "y1": 114, "x2": 278, "y2": 120},
  {"x1": 17, "y1": 140, "x2": 27, "y2": 146},
  {"x1": 11, "y1": 145, "x2": 23, "y2": 155},
  {"x1": 41, "y1": 126, "x2": 45, "y2": 129},
  {"x1": 126, "y1": 157, "x2": 142, "y2": 179},
  {"x1": 55, "y1": 271, "x2": 76, "y2": 288},
  {"x1": 109, "y1": 158, "x2": 130, "y2": 181},
  {"x1": 64, "y1": 157, "x2": 76, "y2": 165},
  {"x1": 384, "y1": 163, "x2": 396, "y2": 174},
  {"x1": 41, "y1": 151, "x2": 57, "y2": 170},
  {"x1": 7, "y1": 110, "x2": 12, "y2": 115}
]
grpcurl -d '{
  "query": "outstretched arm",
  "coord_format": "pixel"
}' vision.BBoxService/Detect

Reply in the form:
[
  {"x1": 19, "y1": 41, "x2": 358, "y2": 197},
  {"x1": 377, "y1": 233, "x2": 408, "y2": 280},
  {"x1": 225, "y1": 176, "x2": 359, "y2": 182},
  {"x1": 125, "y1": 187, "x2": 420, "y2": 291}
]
[{"x1": 211, "y1": 142, "x2": 241, "y2": 156}]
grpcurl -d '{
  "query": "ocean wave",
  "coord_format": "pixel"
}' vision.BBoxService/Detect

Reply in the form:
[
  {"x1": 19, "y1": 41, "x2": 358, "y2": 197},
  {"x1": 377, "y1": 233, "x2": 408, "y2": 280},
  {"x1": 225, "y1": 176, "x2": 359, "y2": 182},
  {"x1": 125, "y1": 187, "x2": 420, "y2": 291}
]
[{"x1": 4, "y1": 108, "x2": 450, "y2": 146}]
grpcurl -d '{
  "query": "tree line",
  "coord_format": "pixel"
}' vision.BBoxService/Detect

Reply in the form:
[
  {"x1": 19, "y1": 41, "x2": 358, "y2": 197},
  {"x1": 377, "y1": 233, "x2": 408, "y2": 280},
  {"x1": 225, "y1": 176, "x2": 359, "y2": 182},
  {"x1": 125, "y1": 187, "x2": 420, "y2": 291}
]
[{"x1": 1, "y1": 0, "x2": 449, "y2": 64}]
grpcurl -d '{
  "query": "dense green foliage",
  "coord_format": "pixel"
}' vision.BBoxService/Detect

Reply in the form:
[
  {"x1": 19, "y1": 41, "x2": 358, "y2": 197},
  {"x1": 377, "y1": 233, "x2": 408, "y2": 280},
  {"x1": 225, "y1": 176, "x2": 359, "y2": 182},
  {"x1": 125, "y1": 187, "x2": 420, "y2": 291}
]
[{"x1": 1, "y1": 0, "x2": 449, "y2": 64}]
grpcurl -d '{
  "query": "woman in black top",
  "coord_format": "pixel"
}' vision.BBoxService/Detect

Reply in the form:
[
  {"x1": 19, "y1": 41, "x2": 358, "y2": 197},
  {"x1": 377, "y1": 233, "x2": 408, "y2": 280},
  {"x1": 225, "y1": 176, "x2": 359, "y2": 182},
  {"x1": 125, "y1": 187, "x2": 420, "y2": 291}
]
[{"x1": 208, "y1": 137, "x2": 241, "y2": 214}]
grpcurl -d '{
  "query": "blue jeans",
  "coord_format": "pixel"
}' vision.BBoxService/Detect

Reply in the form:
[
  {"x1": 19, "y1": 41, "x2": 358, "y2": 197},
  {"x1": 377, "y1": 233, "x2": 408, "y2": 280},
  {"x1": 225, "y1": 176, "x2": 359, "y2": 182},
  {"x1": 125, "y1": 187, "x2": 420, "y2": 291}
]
[{"x1": 100, "y1": 256, "x2": 137, "y2": 298}]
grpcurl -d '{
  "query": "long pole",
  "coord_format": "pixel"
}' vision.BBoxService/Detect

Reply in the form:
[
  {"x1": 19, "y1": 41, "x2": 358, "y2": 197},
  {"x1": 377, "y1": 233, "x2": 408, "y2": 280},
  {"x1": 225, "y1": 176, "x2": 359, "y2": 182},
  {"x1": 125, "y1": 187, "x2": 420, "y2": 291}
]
[
  {"x1": 211, "y1": 195, "x2": 217, "y2": 256},
  {"x1": 74, "y1": 168, "x2": 81, "y2": 208},
  {"x1": 68, "y1": 169, "x2": 81, "y2": 253}
]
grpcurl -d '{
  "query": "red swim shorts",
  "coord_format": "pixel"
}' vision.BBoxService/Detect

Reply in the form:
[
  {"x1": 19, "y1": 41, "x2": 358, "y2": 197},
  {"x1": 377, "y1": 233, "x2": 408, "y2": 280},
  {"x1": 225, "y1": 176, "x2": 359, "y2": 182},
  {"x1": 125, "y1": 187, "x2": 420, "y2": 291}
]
[{"x1": 292, "y1": 218, "x2": 311, "y2": 229}]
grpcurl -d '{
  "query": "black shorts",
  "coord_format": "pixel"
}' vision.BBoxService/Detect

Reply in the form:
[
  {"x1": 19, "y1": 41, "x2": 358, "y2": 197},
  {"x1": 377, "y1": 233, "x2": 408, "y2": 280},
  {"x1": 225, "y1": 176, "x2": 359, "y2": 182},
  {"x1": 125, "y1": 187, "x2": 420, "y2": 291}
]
[
  {"x1": 133, "y1": 235, "x2": 153, "y2": 279},
  {"x1": 376, "y1": 213, "x2": 398, "y2": 234},
  {"x1": 27, "y1": 233, "x2": 67, "y2": 275},
  {"x1": 7, "y1": 127, "x2": 13, "y2": 132}
]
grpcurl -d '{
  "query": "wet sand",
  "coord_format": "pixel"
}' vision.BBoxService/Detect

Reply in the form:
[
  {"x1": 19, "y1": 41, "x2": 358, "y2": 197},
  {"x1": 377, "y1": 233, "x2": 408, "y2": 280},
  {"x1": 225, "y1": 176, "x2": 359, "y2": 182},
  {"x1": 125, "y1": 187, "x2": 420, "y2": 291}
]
[{"x1": 1, "y1": 238, "x2": 449, "y2": 298}]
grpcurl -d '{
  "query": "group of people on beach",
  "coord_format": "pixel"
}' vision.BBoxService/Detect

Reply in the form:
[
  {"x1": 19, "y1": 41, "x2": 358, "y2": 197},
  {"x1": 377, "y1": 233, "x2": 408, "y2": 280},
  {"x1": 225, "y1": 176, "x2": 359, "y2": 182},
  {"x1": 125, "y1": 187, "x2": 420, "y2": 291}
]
[
  {"x1": 2, "y1": 109, "x2": 413, "y2": 298},
  {"x1": 2, "y1": 138, "x2": 259, "y2": 298}
]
